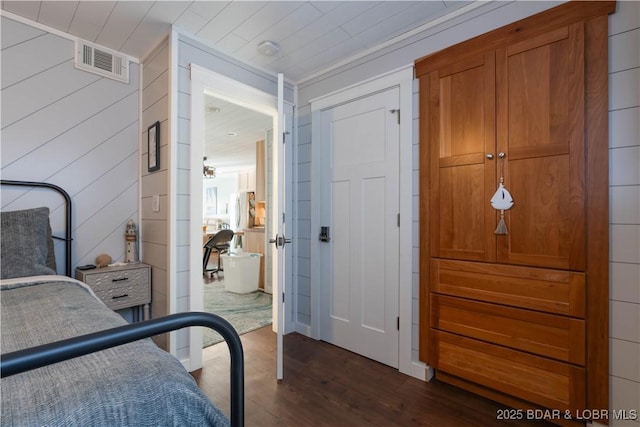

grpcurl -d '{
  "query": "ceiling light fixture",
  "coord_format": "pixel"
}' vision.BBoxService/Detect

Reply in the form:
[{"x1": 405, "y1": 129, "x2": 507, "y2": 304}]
[
  {"x1": 257, "y1": 40, "x2": 280, "y2": 56},
  {"x1": 227, "y1": 131, "x2": 238, "y2": 137}
]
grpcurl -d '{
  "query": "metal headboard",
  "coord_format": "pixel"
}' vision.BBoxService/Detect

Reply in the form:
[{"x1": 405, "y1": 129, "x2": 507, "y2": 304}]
[{"x1": 1, "y1": 180, "x2": 73, "y2": 277}]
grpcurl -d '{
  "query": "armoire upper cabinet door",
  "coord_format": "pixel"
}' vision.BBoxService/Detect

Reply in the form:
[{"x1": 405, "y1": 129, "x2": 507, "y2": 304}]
[
  {"x1": 429, "y1": 53, "x2": 497, "y2": 262},
  {"x1": 496, "y1": 23, "x2": 586, "y2": 271}
]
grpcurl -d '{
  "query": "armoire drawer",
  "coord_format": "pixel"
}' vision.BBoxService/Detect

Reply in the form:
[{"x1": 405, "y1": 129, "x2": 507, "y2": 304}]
[
  {"x1": 431, "y1": 294, "x2": 585, "y2": 364},
  {"x1": 433, "y1": 331, "x2": 585, "y2": 412},
  {"x1": 431, "y1": 259, "x2": 585, "y2": 317}
]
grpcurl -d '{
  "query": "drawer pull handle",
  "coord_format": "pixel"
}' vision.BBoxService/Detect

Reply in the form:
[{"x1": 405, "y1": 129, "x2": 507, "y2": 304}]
[
  {"x1": 112, "y1": 294, "x2": 129, "y2": 300},
  {"x1": 112, "y1": 277, "x2": 129, "y2": 282}
]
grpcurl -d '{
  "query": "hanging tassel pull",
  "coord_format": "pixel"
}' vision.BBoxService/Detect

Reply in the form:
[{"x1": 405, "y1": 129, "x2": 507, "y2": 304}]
[
  {"x1": 490, "y1": 153, "x2": 513, "y2": 235},
  {"x1": 494, "y1": 210, "x2": 508, "y2": 234}
]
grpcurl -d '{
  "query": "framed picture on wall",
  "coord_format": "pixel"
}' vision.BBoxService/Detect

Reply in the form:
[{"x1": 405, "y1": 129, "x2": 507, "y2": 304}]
[{"x1": 147, "y1": 121, "x2": 160, "y2": 172}]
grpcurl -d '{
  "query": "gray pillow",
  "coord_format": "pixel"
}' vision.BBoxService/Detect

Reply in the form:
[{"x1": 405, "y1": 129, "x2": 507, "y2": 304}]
[
  {"x1": 45, "y1": 221, "x2": 57, "y2": 272},
  {"x1": 1, "y1": 207, "x2": 57, "y2": 279}
]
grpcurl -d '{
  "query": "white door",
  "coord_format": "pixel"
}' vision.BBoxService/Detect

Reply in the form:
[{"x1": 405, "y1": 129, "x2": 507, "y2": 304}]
[
  {"x1": 319, "y1": 87, "x2": 400, "y2": 368},
  {"x1": 271, "y1": 74, "x2": 294, "y2": 380},
  {"x1": 189, "y1": 65, "x2": 292, "y2": 375}
]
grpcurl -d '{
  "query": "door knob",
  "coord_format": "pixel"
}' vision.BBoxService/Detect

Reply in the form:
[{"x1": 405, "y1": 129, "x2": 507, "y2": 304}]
[
  {"x1": 486, "y1": 153, "x2": 494, "y2": 160},
  {"x1": 269, "y1": 235, "x2": 291, "y2": 248}
]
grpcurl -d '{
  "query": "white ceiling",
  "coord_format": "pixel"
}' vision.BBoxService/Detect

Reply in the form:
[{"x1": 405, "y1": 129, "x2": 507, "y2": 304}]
[
  {"x1": 1, "y1": 0, "x2": 472, "y2": 83},
  {"x1": 1, "y1": 0, "x2": 473, "y2": 172},
  {"x1": 204, "y1": 95, "x2": 272, "y2": 174}
]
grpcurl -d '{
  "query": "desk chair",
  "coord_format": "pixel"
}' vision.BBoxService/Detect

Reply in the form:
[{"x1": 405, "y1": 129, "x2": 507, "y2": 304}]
[{"x1": 203, "y1": 229, "x2": 234, "y2": 277}]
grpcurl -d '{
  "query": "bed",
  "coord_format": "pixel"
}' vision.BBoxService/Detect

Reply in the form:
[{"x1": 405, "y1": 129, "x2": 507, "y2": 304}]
[{"x1": 0, "y1": 180, "x2": 244, "y2": 427}]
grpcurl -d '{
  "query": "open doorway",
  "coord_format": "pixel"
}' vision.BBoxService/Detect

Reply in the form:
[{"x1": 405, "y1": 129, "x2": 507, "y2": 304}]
[
  {"x1": 188, "y1": 64, "x2": 290, "y2": 374},
  {"x1": 201, "y1": 95, "x2": 274, "y2": 349}
]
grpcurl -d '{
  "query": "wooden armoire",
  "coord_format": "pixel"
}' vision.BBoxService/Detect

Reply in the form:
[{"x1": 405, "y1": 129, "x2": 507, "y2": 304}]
[{"x1": 416, "y1": 1, "x2": 615, "y2": 422}]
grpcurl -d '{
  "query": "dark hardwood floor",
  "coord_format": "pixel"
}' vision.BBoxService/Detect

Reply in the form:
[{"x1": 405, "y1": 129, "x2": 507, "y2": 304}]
[{"x1": 193, "y1": 326, "x2": 554, "y2": 426}]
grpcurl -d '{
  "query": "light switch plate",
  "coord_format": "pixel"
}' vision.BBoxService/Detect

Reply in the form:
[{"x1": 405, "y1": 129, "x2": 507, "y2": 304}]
[{"x1": 152, "y1": 195, "x2": 160, "y2": 212}]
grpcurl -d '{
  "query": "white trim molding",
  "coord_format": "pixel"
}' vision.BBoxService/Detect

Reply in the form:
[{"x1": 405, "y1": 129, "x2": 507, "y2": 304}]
[
  {"x1": 168, "y1": 29, "x2": 180, "y2": 359},
  {"x1": 188, "y1": 63, "x2": 299, "y2": 370}
]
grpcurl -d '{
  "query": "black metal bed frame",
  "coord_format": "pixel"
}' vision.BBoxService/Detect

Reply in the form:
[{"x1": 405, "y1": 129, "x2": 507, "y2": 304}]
[
  {"x1": 1, "y1": 179, "x2": 73, "y2": 276},
  {"x1": 0, "y1": 180, "x2": 244, "y2": 427}
]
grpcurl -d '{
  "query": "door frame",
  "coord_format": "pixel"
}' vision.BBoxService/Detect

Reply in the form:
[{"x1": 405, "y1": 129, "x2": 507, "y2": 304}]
[
  {"x1": 189, "y1": 64, "x2": 293, "y2": 371},
  {"x1": 310, "y1": 65, "x2": 427, "y2": 380}
]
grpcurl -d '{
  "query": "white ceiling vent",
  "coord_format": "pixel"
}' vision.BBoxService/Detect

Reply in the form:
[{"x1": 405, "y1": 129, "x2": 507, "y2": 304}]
[{"x1": 75, "y1": 40, "x2": 129, "y2": 83}]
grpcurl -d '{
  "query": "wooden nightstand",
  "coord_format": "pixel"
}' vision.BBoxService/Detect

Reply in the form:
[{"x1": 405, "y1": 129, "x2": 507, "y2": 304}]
[{"x1": 76, "y1": 263, "x2": 151, "y2": 322}]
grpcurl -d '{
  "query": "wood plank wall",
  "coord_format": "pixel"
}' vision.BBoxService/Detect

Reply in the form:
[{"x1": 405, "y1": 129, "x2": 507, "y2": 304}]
[
  {"x1": 1, "y1": 16, "x2": 140, "y2": 276},
  {"x1": 607, "y1": 0, "x2": 640, "y2": 418},
  {"x1": 140, "y1": 37, "x2": 170, "y2": 349}
]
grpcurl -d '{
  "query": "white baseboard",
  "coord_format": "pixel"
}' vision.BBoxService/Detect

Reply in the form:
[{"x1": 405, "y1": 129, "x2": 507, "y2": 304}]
[
  {"x1": 180, "y1": 357, "x2": 191, "y2": 372},
  {"x1": 294, "y1": 322, "x2": 312, "y2": 337},
  {"x1": 425, "y1": 365, "x2": 435, "y2": 381},
  {"x1": 296, "y1": 321, "x2": 433, "y2": 383},
  {"x1": 402, "y1": 360, "x2": 434, "y2": 382}
]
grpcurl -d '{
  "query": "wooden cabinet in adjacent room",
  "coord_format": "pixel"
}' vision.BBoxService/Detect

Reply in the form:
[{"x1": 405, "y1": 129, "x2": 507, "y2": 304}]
[{"x1": 416, "y1": 1, "x2": 614, "y2": 422}]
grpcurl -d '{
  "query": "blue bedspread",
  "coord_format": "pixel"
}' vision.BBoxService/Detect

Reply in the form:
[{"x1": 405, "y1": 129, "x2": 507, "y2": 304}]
[{"x1": 1, "y1": 277, "x2": 229, "y2": 426}]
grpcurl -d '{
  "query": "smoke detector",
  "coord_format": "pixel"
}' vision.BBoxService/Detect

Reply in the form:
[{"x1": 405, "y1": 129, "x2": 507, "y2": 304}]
[{"x1": 257, "y1": 40, "x2": 280, "y2": 56}]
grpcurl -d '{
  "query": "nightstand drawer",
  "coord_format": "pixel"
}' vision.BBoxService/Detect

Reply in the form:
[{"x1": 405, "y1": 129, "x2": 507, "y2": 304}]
[{"x1": 79, "y1": 266, "x2": 151, "y2": 311}]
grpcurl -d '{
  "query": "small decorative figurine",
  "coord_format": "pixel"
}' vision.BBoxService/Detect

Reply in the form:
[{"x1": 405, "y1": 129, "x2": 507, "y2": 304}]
[
  {"x1": 95, "y1": 253, "x2": 112, "y2": 268},
  {"x1": 125, "y1": 219, "x2": 139, "y2": 263}
]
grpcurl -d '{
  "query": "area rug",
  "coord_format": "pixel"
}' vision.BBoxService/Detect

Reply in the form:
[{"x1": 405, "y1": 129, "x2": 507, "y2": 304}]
[{"x1": 202, "y1": 281, "x2": 272, "y2": 348}]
